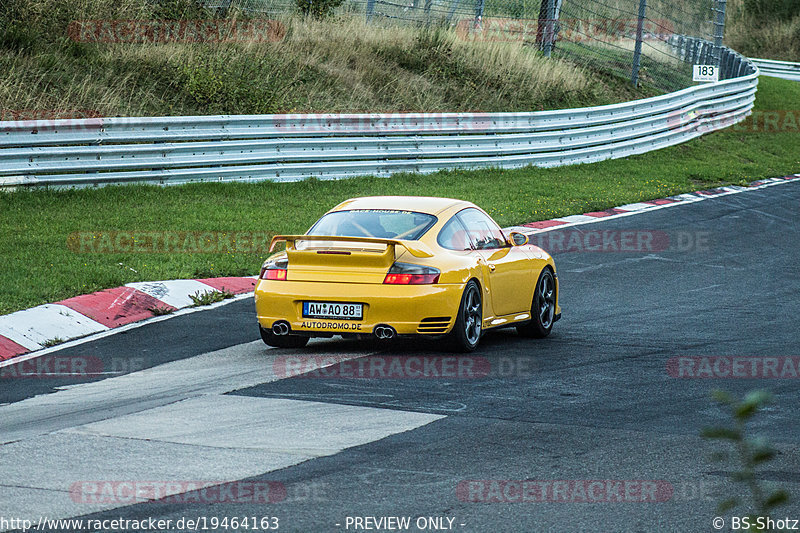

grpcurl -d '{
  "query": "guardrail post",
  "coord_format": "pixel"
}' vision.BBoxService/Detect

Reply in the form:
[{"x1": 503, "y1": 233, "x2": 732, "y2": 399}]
[
  {"x1": 721, "y1": 49, "x2": 732, "y2": 79},
  {"x1": 712, "y1": 0, "x2": 727, "y2": 67},
  {"x1": 631, "y1": 0, "x2": 647, "y2": 87},
  {"x1": 700, "y1": 42, "x2": 709, "y2": 65}
]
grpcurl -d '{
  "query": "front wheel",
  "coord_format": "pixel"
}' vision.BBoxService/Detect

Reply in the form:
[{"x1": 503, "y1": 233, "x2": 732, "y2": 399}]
[
  {"x1": 517, "y1": 268, "x2": 556, "y2": 338},
  {"x1": 447, "y1": 280, "x2": 483, "y2": 352},
  {"x1": 260, "y1": 326, "x2": 309, "y2": 348}
]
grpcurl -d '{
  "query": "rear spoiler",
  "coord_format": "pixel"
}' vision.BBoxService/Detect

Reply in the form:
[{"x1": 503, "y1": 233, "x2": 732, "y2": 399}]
[{"x1": 269, "y1": 235, "x2": 434, "y2": 258}]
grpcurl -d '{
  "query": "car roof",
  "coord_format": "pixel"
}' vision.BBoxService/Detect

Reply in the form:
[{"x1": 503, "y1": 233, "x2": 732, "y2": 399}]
[{"x1": 330, "y1": 196, "x2": 474, "y2": 215}]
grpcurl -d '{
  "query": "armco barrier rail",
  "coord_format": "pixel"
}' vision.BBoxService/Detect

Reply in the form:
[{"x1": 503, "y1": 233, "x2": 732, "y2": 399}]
[
  {"x1": 750, "y1": 58, "x2": 800, "y2": 82},
  {"x1": 0, "y1": 42, "x2": 757, "y2": 189}
]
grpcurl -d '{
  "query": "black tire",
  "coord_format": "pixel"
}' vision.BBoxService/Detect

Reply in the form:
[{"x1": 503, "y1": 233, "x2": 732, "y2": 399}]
[
  {"x1": 260, "y1": 326, "x2": 309, "y2": 348},
  {"x1": 447, "y1": 280, "x2": 483, "y2": 353},
  {"x1": 517, "y1": 268, "x2": 556, "y2": 338}
]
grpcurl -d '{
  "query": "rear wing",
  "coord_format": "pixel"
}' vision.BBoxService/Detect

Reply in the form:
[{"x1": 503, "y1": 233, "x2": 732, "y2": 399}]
[{"x1": 269, "y1": 235, "x2": 434, "y2": 258}]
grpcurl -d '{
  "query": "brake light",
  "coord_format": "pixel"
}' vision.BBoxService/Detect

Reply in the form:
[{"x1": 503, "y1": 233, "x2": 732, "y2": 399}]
[
  {"x1": 264, "y1": 268, "x2": 287, "y2": 280},
  {"x1": 259, "y1": 258, "x2": 288, "y2": 280},
  {"x1": 383, "y1": 262, "x2": 440, "y2": 285}
]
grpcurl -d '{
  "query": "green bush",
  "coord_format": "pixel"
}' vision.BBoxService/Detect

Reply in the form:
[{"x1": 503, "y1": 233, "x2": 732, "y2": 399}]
[
  {"x1": 743, "y1": 0, "x2": 800, "y2": 21},
  {"x1": 296, "y1": 0, "x2": 345, "y2": 19},
  {"x1": 172, "y1": 51, "x2": 301, "y2": 114}
]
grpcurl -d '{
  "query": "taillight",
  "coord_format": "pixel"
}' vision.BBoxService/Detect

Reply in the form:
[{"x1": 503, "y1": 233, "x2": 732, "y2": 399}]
[
  {"x1": 259, "y1": 258, "x2": 288, "y2": 280},
  {"x1": 383, "y1": 262, "x2": 440, "y2": 285}
]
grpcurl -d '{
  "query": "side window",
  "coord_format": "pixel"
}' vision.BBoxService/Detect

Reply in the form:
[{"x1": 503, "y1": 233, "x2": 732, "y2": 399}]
[
  {"x1": 437, "y1": 216, "x2": 472, "y2": 251},
  {"x1": 456, "y1": 208, "x2": 508, "y2": 250}
]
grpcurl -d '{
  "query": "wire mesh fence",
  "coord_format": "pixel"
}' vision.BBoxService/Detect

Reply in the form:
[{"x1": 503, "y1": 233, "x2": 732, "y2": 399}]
[{"x1": 202, "y1": 0, "x2": 730, "y2": 93}]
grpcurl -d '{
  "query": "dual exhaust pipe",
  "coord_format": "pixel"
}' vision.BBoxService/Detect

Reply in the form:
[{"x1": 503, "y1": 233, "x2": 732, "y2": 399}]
[
  {"x1": 373, "y1": 325, "x2": 396, "y2": 340},
  {"x1": 273, "y1": 321, "x2": 396, "y2": 340},
  {"x1": 272, "y1": 321, "x2": 291, "y2": 336}
]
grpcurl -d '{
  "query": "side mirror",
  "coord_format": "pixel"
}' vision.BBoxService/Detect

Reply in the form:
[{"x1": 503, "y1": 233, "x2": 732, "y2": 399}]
[{"x1": 508, "y1": 232, "x2": 529, "y2": 246}]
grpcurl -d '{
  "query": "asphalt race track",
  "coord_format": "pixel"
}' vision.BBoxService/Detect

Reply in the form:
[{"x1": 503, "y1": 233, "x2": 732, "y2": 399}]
[{"x1": 1, "y1": 181, "x2": 799, "y2": 532}]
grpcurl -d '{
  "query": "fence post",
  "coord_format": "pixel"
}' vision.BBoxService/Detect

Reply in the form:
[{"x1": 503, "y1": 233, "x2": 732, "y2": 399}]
[
  {"x1": 631, "y1": 0, "x2": 647, "y2": 86},
  {"x1": 542, "y1": 0, "x2": 556, "y2": 57},
  {"x1": 474, "y1": 0, "x2": 484, "y2": 26},
  {"x1": 712, "y1": 0, "x2": 727, "y2": 66},
  {"x1": 366, "y1": 0, "x2": 376, "y2": 20},
  {"x1": 447, "y1": 0, "x2": 462, "y2": 23}
]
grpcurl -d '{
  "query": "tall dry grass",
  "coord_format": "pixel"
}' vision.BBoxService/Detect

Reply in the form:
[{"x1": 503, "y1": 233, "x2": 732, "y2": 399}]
[
  {"x1": 0, "y1": 0, "x2": 658, "y2": 118},
  {"x1": 724, "y1": 0, "x2": 800, "y2": 61}
]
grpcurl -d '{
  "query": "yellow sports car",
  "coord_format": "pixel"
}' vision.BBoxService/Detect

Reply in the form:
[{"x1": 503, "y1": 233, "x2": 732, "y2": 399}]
[{"x1": 255, "y1": 196, "x2": 560, "y2": 352}]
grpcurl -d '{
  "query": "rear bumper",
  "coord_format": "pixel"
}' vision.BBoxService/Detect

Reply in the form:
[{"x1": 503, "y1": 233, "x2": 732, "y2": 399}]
[{"x1": 255, "y1": 279, "x2": 464, "y2": 336}]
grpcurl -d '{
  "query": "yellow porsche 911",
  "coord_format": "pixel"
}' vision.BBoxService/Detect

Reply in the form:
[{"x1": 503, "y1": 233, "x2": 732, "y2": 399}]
[{"x1": 255, "y1": 196, "x2": 560, "y2": 352}]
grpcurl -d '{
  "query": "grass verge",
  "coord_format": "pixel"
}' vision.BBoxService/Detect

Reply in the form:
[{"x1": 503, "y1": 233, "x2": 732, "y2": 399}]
[{"x1": 0, "y1": 76, "x2": 798, "y2": 315}]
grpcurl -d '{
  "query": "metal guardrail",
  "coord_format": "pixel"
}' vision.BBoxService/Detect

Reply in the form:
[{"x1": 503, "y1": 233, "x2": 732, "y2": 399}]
[
  {"x1": 750, "y1": 58, "x2": 800, "y2": 82},
  {"x1": 0, "y1": 41, "x2": 757, "y2": 189}
]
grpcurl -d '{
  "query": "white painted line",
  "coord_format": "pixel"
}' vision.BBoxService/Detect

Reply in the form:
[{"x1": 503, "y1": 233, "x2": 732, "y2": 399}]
[
  {"x1": 554, "y1": 214, "x2": 599, "y2": 224},
  {"x1": 673, "y1": 193, "x2": 705, "y2": 202},
  {"x1": 503, "y1": 226, "x2": 534, "y2": 234},
  {"x1": 0, "y1": 304, "x2": 108, "y2": 350},
  {"x1": 125, "y1": 279, "x2": 221, "y2": 308},
  {"x1": 615, "y1": 202, "x2": 657, "y2": 211}
]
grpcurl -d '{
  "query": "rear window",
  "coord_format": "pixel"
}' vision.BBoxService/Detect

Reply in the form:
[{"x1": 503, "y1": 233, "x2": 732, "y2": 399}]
[{"x1": 307, "y1": 210, "x2": 437, "y2": 241}]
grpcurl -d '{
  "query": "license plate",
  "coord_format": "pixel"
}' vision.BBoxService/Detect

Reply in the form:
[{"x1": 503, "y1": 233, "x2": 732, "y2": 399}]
[{"x1": 302, "y1": 301, "x2": 363, "y2": 320}]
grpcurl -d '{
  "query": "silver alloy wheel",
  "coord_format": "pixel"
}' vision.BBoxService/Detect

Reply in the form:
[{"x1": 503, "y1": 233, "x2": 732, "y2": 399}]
[
  {"x1": 464, "y1": 284, "x2": 482, "y2": 345},
  {"x1": 538, "y1": 271, "x2": 555, "y2": 329}
]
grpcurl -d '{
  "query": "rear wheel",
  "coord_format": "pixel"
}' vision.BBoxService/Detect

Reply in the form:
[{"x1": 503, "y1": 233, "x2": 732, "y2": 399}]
[
  {"x1": 259, "y1": 326, "x2": 309, "y2": 348},
  {"x1": 447, "y1": 280, "x2": 482, "y2": 352},
  {"x1": 517, "y1": 268, "x2": 556, "y2": 338}
]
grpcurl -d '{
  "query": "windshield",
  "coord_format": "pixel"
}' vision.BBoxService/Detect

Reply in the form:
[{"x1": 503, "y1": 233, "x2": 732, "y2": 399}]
[{"x1": 307, "y1": 210, "x2": 437, "y2": 241}]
